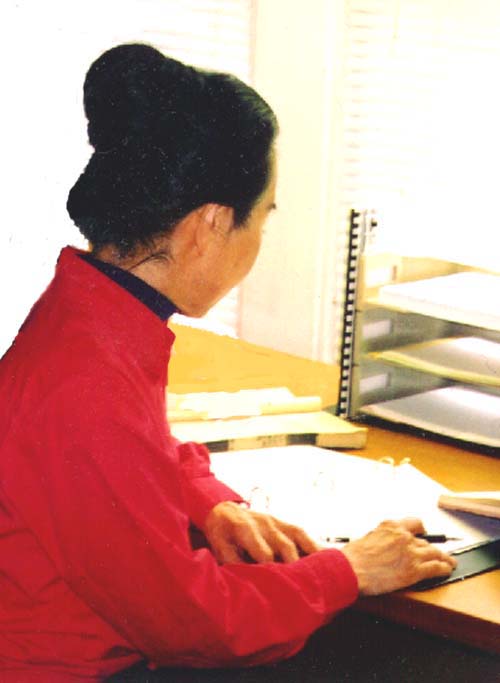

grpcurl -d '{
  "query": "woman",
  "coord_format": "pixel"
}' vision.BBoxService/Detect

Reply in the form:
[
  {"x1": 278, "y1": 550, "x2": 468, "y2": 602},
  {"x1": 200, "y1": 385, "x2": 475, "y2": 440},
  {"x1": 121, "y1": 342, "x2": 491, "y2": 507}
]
[{"x1": 0, "y1": 44, "x2": 455, "y2": 682}]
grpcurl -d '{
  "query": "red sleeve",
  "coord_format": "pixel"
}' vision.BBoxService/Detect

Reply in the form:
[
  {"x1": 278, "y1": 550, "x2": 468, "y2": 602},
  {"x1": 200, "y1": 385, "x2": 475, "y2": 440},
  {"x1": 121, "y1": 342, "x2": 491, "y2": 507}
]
[
  {"x1": 8, "y1": 375, "x2": 358, "y2": 669},
  {"x1": 175, "y1": 440, "x2": 245, "y2": 529}
]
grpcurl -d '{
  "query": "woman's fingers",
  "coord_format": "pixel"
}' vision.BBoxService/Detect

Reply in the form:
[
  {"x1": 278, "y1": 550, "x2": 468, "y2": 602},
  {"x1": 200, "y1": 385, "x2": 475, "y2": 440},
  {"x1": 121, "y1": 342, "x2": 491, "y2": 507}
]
[
  {"x1": 341, "y1": 520, "x2": 457, "y2": 595},
  {"x1": 203, "y1": 502, "x2": 319, "y2": 565}
]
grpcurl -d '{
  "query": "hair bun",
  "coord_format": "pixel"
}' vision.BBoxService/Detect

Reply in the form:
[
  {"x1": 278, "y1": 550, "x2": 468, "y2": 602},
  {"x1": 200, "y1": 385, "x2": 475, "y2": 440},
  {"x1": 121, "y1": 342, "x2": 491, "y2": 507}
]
[
  {"x1": 68, "y1": 42, "x2": 277, "y2": 255},
  {"x1": 84, "y1": 43, "x2": 201, "y2": 151}
]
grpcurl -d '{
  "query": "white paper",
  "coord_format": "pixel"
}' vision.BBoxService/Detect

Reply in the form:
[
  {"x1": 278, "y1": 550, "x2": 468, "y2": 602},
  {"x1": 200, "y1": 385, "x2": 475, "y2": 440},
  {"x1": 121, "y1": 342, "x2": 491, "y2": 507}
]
[{"x1": 210, "y1": 445, "x2": 500, "y2": 553}]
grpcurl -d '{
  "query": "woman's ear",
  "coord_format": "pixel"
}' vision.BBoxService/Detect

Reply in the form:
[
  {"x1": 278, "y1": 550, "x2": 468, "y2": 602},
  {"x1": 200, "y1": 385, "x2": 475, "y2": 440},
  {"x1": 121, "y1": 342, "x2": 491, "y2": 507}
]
[
  {"x1": 198, "y1": 203, "x2": 235, "y2": 238},
  {"x1": 192, "y1": 203, "x2": 235, "y2": 257},
  {"x1": 168, "y1": 203, "x2": 235, "y2": 265}
]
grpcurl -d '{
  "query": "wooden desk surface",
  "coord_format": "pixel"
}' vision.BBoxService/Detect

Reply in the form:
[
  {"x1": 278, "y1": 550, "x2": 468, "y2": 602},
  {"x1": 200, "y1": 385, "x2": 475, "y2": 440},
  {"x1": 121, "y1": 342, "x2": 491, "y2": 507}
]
[
  {"x1": 348, "y1": 425, "x2": 500, "y2": 654},
  {"x1": 169, "y1": 324, "x2": 500, "y2": 654},
  {"x1": 168, "y1": 323, "x2": 339, "y2": 406}
]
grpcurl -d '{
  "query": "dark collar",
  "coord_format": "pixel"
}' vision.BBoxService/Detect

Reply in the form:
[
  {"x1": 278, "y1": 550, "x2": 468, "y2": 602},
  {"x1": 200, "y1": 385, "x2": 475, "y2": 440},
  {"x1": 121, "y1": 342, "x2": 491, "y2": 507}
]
[{"x1": 78, "y1": 252, "x2": 178, "y2": 322}]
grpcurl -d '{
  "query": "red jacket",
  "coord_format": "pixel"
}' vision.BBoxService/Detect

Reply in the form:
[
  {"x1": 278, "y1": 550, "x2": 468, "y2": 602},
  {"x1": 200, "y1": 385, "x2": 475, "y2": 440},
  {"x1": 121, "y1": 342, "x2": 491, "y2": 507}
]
[{"x1": 0, "y1": 247, "x2": 358, "y2": 682}]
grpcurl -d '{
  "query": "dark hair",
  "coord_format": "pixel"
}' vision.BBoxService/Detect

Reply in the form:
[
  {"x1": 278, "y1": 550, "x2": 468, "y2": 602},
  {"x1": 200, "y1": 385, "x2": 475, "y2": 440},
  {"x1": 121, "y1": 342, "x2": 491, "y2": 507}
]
[{"x1": 67, "y1": 43, "x2": 278, "y2": 255}]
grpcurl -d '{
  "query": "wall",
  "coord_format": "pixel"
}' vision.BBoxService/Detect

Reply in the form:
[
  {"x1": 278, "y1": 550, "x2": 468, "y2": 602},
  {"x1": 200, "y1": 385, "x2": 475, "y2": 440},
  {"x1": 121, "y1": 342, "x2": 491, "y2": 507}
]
[
  {"x1": 0, "y1": 1, "x2": 345, "y2": 363},
  {"x1": 239, "y1": 0, "x2": 346, "y2": 363},
  {"x1": 0, "y1": 0, "x2": 253, "y2": 355}
]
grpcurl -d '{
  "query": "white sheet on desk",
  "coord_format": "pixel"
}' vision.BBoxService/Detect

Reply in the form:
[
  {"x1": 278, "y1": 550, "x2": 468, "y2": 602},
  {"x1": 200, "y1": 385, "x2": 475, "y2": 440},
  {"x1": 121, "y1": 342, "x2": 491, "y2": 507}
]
[{"x1": 210, "y1": 445, "x2": 500, "y2": 553}]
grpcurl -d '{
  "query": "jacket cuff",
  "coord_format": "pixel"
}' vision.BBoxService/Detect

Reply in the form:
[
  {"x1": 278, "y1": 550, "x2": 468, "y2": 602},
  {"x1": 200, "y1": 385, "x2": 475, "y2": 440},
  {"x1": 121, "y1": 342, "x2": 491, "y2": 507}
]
[
  {"x1": 184, "y1": 475, "x2": 245, "y2": 530},
  {"x1": 176, "y1": 440, "x2": 245, "y2": 528},
  {"x1": 288, "y1": 548, "x2": 359, "y2": 615}
]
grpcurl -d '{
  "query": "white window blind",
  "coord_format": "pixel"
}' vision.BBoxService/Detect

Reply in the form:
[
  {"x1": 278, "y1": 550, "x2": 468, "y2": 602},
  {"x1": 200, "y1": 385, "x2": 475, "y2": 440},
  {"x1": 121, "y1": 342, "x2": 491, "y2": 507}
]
[
  {"x1": 337, "y1": 0, "x2": 500, "y2": 271},
  {"x1": 331, "y1": 0, "x2": 500, "y2": 358},
  {"x1": 1, "y1": 0, "x2": 251, "y2": 355}
]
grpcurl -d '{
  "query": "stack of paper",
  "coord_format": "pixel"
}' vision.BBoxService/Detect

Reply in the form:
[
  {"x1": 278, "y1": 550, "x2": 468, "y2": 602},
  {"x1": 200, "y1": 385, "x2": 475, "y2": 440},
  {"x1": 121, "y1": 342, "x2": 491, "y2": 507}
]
[
  {"x1": 371, "y1": 336, "x2": 500, "y2": 388},
  {"x1": 168, "y1": 387, "x2": 322, "y2": 421},
  {"x1": 362, "y1": 386, "x2": 500, "y2": 449},
  {"x1": 376, "y1": 271, "x2": 500, "y2": 331},
  {"x1": 168, "y1": 387, "x2": 367, "y2": 450}
]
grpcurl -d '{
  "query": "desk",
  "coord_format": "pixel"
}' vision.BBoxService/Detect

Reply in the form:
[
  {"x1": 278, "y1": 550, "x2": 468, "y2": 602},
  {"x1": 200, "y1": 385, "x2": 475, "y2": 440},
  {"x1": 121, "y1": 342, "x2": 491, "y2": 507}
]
[
  {"x1": 169, "y1": 324, "x2": 500, "y2": 656},
  {"x1": 168, "y1": 323, "x2": 339, "y2": 404},
  {"x1": 349, "y1": 426, "x2": 500, "y2": 655}
]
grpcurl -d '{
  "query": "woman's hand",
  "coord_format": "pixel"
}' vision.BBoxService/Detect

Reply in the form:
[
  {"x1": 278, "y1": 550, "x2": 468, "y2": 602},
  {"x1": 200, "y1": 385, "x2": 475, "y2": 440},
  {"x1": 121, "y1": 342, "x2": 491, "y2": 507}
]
[
  {"x1": 203, "y1": 501, "x2": 320, "y2": 564},
  {"x1": 341, "y1": 517, "x2": 457, "y2": 595}
]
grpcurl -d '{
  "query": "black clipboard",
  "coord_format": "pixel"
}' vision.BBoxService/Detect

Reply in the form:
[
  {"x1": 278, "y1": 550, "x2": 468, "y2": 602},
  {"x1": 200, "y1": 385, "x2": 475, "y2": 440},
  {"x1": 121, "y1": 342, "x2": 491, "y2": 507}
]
[{"x1": 413, "y1": 538, "x2": 500, "y2": 591}]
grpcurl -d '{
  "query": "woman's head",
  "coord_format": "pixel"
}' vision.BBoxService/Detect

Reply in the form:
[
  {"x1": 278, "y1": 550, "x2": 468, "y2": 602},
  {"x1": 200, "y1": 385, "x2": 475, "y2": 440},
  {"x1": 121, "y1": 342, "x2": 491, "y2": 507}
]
[{"x1": 67, "y1": 43, "x2": 278, "y2": 256}]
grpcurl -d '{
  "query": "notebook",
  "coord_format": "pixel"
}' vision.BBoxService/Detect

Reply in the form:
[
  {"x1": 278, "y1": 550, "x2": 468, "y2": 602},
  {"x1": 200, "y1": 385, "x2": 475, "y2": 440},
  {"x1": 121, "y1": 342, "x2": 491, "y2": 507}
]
[{"x1": 438, "y1": 491, "x2": 500, "y2": 520}]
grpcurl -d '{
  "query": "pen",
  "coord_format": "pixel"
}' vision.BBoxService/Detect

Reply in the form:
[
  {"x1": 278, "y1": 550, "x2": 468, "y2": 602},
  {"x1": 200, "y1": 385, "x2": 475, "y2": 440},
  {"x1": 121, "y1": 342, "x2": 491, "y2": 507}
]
[
  {"x1": 415, "y1": 534, "x2": 462, "y2": 543},
  {"x1": 332, "y1": 534, "x2": 461, "y2": 544}
]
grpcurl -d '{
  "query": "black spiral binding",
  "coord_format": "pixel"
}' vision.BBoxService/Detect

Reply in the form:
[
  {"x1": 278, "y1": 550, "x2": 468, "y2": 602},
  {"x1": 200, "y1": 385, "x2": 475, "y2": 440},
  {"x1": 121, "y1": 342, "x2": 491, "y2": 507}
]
[{"x1": 337, "y1": 209, "x2": 377, "y2": 418}]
